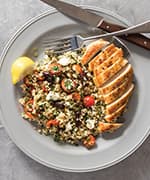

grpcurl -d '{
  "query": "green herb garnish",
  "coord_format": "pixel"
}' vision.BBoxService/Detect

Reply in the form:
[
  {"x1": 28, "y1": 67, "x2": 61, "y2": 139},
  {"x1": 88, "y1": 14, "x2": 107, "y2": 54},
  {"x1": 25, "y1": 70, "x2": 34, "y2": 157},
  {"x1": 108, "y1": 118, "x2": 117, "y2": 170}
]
[{"x1": 53, "y1": 66, "x2": 59, "y2": 71}]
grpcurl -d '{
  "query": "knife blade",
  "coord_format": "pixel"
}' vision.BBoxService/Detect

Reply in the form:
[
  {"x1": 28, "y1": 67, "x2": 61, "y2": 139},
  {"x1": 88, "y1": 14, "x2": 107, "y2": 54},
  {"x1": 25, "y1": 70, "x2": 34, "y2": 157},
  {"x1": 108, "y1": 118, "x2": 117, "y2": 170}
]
[
  {"x1": 41, "y1": 0, "x2": 150, "y2": 50},
  {"x1": 41, "y1": 0, "x2": 104, "y2": 27}
]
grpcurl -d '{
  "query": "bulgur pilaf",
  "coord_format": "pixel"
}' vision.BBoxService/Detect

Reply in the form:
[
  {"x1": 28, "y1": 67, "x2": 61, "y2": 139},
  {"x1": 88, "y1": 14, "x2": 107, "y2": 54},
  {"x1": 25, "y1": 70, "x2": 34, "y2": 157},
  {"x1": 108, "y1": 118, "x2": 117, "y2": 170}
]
[{"x1": 19, "y1": 47, "x2": 123, "y2": 149}]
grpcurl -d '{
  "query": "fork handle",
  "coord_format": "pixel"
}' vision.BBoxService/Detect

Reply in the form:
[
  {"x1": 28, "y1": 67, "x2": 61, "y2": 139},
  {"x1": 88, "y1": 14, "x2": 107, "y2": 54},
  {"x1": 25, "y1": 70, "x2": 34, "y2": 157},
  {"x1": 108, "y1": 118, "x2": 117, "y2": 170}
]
[{"x1": 98, "y1": 20, "x2": 150, "y2": 50}]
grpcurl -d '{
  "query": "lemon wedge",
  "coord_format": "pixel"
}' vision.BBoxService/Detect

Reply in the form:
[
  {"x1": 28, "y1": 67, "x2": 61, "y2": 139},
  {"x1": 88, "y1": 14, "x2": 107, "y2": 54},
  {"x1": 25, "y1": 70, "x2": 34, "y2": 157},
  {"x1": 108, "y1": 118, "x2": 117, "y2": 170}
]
[{"x1": 11, "y1": 56, "x2": 35, "y2": 85}]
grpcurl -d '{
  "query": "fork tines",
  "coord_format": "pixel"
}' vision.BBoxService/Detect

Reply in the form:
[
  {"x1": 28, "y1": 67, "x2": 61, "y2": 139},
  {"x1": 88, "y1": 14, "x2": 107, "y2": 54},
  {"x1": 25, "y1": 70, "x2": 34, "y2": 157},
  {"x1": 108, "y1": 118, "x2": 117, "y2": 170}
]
[{"x1": 42, "y1": 36, "x2": 77, "y2": 53}]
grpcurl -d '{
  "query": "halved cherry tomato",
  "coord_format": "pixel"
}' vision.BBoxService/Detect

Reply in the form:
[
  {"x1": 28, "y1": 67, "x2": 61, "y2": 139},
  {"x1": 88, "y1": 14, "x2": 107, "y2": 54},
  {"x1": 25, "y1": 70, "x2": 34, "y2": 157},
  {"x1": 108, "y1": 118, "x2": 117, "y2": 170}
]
[
  {"x1": 49, "y1": 63, "x2": 62, "y2": 75},
  {"x1": 61, "y1": 78, "x2": 76, "y2": 93},
  {"x1": 72, "y1": 92, "x2": 81, "y2": 102},
  {"x1": 83, "y1": 96, "x2": 95, "y2": 107},
  {"x1": 72, "y1": 64, "x2": 83, "y2": 75},
  {"x1": 83, "y1": 135, "x2": 96, "y2": 149},
  {"x1": 46, "y1": 119, "x2": 59, "y2": 128}
]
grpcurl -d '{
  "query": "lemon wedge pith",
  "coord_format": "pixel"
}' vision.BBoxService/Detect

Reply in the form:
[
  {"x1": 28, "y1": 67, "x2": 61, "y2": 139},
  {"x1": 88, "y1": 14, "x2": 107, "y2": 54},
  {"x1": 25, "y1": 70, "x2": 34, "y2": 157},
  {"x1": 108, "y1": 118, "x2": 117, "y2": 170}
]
[{"x1": 11, "y1": 56, "x2": 35, "y2": 85}]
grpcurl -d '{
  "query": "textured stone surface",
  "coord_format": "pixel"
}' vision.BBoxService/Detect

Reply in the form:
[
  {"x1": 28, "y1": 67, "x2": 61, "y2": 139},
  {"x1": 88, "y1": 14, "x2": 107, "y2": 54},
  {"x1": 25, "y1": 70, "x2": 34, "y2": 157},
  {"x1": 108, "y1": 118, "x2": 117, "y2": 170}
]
[{"x1": 0, "y1": 0, "x2": 150, "y2": 179}]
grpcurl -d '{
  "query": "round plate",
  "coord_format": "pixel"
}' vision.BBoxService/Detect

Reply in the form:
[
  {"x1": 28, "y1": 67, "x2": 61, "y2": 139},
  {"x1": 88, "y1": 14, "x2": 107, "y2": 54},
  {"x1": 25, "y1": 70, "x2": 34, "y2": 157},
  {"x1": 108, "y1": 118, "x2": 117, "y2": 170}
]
[{"x1": 0, "y1": 6, "x2": 150, "y2": 172}]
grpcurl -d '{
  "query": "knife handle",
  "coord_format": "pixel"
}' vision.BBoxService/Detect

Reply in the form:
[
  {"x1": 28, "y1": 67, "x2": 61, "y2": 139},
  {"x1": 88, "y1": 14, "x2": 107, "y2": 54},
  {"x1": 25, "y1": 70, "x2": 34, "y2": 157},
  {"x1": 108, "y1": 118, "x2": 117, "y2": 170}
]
[{"x1": 98, "y1": 20, "x2": 150, "y2": 50}]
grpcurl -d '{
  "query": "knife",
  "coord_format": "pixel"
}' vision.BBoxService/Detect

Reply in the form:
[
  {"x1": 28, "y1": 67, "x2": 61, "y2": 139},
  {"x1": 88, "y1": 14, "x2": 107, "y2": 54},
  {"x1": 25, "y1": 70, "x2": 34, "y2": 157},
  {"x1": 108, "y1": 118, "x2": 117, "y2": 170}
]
[{"x1": 41, "y1": 0, "x2": 150, "y2": 50}]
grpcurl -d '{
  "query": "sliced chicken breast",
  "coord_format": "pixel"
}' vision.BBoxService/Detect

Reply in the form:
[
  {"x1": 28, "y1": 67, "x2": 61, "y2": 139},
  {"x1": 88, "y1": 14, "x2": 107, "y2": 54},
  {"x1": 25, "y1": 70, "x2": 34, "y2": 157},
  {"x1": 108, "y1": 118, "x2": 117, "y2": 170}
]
[
  {"x1": 106, "y1": 83, "x2": 134, "y2": 115},
  {"x1": 81, "y1": 39, "x2": 109, "y2": 65},
  {"x1": 93, "y1": 48, "x2": 123, "y2": 76},
  {"x1": 95, "y1": 58, "x2": 128, "y2": 87},
  {"x1": 99, "y1": 64, "x2": 133, "y2": 94},
  {"x1": 93, "y1": 76, "x2": 100, "y2": 87},
  {"x1": 98, "y1": 122, "x2": 123, "y2": 133},
  {"x1": 88, "y1": 44, "x2": 116, "y2": 71},
  {"x1": 105, "y1": 102, "x2": 127, "y2": 122},
  {"x1": 101, "y1": 76, "x2": 132, "y2": 104}
]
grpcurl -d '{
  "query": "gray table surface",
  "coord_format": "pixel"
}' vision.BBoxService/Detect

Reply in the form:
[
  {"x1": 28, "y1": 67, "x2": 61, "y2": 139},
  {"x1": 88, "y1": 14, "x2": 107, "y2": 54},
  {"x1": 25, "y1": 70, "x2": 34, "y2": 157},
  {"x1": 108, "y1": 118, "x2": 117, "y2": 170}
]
[{"x1": 0, "y1": 0, "x2": 150, "y2": 179}]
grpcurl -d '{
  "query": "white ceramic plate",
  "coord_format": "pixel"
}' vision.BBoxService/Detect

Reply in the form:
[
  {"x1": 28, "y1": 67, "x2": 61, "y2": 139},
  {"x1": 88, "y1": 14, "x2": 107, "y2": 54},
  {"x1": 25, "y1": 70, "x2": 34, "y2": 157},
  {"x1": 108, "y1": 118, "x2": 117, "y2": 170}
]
[{"x1": 0, "y1": 6, "x2": 150, "y2": 172}]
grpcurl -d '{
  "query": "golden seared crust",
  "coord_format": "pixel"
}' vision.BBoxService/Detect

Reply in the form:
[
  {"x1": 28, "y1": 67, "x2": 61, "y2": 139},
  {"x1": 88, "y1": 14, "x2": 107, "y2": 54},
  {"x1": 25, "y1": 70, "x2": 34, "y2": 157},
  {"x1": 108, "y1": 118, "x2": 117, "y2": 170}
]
[
  {"x1": 105, "y1": 103, "x2": 127, "y2": 122},
  {"x1": 96, "y1": 58, "x2": 128, "y2": 87},
  {"x1": 99, "y1": 64, "x2": 133, "y2": 94},
  {"x1": 101, "y1": 76, "x2": 132, "y2": 104},
  {"x1": 98, "y1": 122, "x2": 123, "y2": 133},
  {"x1": 93, "y1": 48, "x2": 123, "y2": 76},
  {"x1": 106, "y1": 83, "x2": 134, "y2": 115},
  {"x1": 81, "y1": 39, "x2": 109, "y2": 65},
  {"x1": 93, "y1": 76, "x2": 100, "y2": 87},
  {"x1": 89, "y1": 50, "x2": 108, "y2": 72},
  {"x1": 88, "y1": 44, "x2": 116, "y2": 71}
]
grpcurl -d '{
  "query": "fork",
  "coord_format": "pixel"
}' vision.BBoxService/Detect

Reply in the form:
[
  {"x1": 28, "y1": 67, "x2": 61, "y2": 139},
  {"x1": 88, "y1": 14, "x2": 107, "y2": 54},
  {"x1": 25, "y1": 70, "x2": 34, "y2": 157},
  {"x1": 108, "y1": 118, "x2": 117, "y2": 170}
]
[{"x1": 42, "y1": 20, "x2": 150, "y2": 53}]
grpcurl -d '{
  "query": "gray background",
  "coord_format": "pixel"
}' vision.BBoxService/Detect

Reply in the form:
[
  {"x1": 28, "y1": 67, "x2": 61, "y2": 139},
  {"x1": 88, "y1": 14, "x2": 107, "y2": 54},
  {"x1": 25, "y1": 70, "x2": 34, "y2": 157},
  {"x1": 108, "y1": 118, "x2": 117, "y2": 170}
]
[{"x1": 0, "y1": 0, "x2": 150, "y2": 179}]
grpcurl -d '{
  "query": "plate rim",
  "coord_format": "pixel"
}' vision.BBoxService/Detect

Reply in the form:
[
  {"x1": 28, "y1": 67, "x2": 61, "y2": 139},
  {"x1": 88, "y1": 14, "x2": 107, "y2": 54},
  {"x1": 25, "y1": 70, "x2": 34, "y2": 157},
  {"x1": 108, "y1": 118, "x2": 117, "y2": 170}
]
[{"x1": 0, "y1": 5, "x2": 149, "y2": 172}]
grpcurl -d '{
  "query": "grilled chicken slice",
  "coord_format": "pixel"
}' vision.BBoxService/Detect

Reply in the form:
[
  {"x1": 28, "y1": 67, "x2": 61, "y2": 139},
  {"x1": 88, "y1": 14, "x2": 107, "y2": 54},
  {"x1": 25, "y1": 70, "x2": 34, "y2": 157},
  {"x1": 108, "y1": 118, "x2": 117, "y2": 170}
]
[
  {"x1": 94, "y1": 58, "x2": 128, "y2": 87},
  {"x1": 99, "y1": 64, "x2": 133, "y2": 94},
  {"x1": 98, "y1": 122, "x2": 123, "y2": 133},
  {"x1": 105, "y1": 102, "x2": 127, "y2": 122},
  {"x1": 81, "y1": 39, "x2": 109, "y2": 65},
  {"x1": 88, "y1": 44, "x2": 116, "y2": 71},
  {"x1": 93, "y1": 76, "x2": 101, "y2": 87},
  {"x1": 106, "y1": 83, "x2": 134, "y2": 115},
  {"x1": 101, "y1": 76, "x2": 132, "y2": 104},
  {"x1": 93, "y1": 48, "x2": 123, "y2": 76}
]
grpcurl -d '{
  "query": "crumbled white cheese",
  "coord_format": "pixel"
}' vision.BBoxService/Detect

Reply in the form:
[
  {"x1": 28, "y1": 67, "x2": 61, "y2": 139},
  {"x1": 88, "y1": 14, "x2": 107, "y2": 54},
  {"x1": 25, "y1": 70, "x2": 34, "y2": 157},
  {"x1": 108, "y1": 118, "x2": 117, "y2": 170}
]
[
  {"x1": 58, "y1": 57, "x2": 71, "y2": 66},
  {"x1": 46, "y1": 91, "x2": 60, "y2": 101},
  {"x1": 65, "y1": 122, "x2": 72, "y2": 131},
  {"x1": 65, "y1": 101, "x2": 70, "y2": 106},
  {"x1": 83, "y1": 130, "x2": 89, "y2": 136},
  {"x1": 32, "y1": 89, "x2": 36, "y2": 96},
  {"x1": 57, "y1": 112, "x2": 66, "y2": 122},
  {"x1": 86, "y1": 119, "x2": 95, "y2": 129}
]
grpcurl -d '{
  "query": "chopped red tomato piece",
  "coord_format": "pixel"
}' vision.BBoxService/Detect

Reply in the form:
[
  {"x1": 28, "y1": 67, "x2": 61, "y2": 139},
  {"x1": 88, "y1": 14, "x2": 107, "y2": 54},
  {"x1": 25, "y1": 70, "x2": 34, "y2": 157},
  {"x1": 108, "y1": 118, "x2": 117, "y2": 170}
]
[
  {"x1": 83, "y1": 135, "x2": 96, "y2": 148},
  {"x1": 83, "y1": 96, "x2": 95, "y2": 107},
  {"x1": 25, "y1": 112, "x2": 35, "y2": 120},
  {"x1": 46, "y1": 119, "x2": 59, "y2": 128},
  {"x1": 72, "y1": 92, "x2": 81, "y2": 102}
]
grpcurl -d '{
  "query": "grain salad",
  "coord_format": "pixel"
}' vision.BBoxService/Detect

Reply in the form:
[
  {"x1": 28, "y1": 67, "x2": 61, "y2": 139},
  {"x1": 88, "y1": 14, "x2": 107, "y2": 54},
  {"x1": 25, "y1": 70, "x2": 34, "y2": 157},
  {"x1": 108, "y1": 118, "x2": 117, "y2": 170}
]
[{"x1": 19, "y1": 48, "x2": 105, "y2": 148}]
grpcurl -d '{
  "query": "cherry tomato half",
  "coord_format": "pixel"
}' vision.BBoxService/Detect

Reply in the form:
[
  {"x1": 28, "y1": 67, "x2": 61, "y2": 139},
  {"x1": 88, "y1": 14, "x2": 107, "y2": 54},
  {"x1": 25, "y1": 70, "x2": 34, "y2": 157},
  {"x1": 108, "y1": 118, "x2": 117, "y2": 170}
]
[{"x1": 83, "y1": 96, "x2": 95, "y2": 107}]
